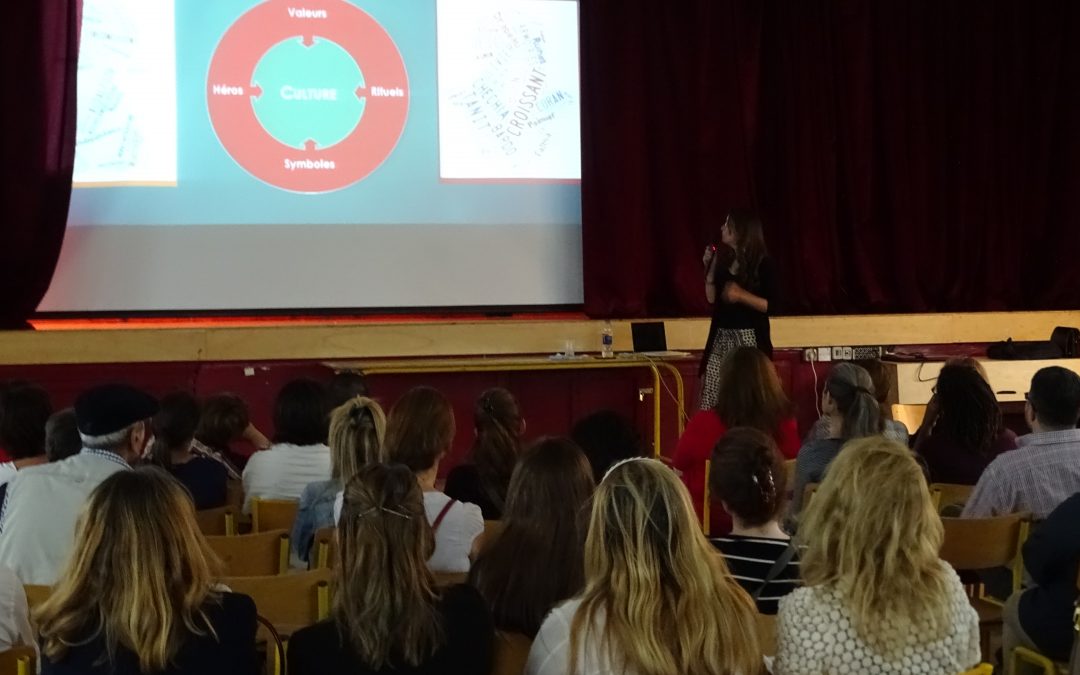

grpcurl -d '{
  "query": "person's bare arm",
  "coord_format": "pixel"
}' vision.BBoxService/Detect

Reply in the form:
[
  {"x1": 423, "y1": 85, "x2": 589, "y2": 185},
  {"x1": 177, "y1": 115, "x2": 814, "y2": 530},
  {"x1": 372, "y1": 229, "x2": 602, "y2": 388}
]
[
  {"x1": 703, "y1": 247, "x2": 718, "y2": 304},
  {"x1": 722, "y1": 282, "x2": 768, "y2": 313}
]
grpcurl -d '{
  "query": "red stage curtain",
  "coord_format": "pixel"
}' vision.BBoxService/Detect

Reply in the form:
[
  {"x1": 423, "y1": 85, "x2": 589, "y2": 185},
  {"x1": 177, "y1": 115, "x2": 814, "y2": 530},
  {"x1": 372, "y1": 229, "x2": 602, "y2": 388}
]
[
  {"x1": 581, "y1": 0, "x2": 1080, "y2": 317},
  {"x1": 0, "y1": 1, "x2": 80, "y2": 328}
]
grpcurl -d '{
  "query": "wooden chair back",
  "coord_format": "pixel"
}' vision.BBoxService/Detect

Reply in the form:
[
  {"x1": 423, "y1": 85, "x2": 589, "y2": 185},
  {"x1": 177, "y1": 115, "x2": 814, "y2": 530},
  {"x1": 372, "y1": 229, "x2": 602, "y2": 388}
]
[
  {"x1": 312, "y1": 526, "x2": 337, "y2": 570},
  {"x1": 196, "y1": 505, "x2": 238, "y2": 536},
  {"x1": 251, "y1": 499, "x2": 299, "y2": 533},
  {"x1": 226, "y1": 479, "x2": 244, "y2": 510},
  {"x1": 224, "y1": 568, "x2": 332, "y2": 638},
  {"x1": 206, "y1": 529, "x2": 290, "y2": 576},
  {"x1": 940, "y1": 513, "x2": 1030, "y2": 591},
  {"x1": 433, "y1": 572, "x2": 467, "y2": 587},
  {"x1": 0, "y1": 646, "x2": 36, "y2": 675},
  {"x1": 703, "y1": 458, "x2": 712, "y2": 534},
  {"x1": 782, "y1": 459, "x2": 796, "y2": 496},
  {"x1": 757, "y1": 613, "x2": 778, "y2": 657},
  {"x1": 490, "y1": 631, "x2": 532, "y2": 675},
  {"x1": 931, "y1": 483, "x2": 975, "y2": 514},
  {"x1": 23, "y1": 585, "x2": 51, "y2": 613}
]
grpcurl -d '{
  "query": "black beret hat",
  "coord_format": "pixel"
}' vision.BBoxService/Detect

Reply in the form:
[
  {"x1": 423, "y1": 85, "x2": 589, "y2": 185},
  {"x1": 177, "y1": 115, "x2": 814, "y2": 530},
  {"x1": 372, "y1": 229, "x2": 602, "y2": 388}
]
[{"x1": 74, "y1": 384, "x2": 159, "y2": 437}]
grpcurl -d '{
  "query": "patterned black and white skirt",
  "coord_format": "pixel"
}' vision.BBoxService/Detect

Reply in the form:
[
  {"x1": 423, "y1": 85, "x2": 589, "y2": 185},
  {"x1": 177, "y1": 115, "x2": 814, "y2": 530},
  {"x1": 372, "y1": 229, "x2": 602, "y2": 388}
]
[{"x1": 699, "y1": 328, "x2": 758, "y2": 410}]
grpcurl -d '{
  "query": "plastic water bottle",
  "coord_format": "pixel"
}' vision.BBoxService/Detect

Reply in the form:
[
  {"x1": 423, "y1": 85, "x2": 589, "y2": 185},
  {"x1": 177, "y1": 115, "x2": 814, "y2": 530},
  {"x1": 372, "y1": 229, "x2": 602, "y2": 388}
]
[{"x1": 601, "y1": 321, "x2": 614, "y2": 358}]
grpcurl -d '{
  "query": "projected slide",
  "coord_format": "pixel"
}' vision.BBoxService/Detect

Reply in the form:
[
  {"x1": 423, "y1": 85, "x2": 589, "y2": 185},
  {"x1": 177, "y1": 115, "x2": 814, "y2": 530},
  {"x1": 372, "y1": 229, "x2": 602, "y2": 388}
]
[
  {"x1": 48, "y1": 0, "x2": 584, "y2": 312},
  {"x1": 437, "y1": 0, "x2": 581, "y2": 181},
  {"x1": 74, "y1": 0, "x2": 177, "y2": 185},
  {"x1": 207, "y1": 0, "x2": 409, "y2": 193}
]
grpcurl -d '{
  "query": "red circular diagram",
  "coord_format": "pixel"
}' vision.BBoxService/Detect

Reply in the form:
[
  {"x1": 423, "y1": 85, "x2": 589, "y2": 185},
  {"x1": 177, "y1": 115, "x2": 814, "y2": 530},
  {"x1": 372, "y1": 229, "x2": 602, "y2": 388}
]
[{"x1": 207, "y1": 0, "x2": 409, "y2": 193}]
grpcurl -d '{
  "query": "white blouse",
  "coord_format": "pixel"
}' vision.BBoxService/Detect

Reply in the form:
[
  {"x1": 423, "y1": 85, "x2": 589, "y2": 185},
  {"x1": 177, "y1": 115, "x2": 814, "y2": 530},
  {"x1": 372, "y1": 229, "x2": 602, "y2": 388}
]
[
  {"x1": 774, "y1": 563, "x2": 980, "y2": 675},
  {"x1": 527, "y1": 598, "x2": 627, "y2": 675},
  {"x1": 331, "y1": 489, "x2": 483, "y2": 574}
]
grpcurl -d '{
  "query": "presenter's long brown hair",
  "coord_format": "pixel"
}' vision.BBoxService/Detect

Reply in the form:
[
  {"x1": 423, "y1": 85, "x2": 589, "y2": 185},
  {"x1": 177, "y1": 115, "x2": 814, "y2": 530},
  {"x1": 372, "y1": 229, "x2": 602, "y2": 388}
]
[
  {"x1": 36, "y1": 468, "x2": 222, "y2": 672},
  {"x1": 726, "y1": 209, "x2": 767, "y2": 288},
  {"x1": 335, "y1": 463, "x2": 443, "y2": 668},
  {"x1": 569, "y1": 459, "x2": 761, "y2": 675}
]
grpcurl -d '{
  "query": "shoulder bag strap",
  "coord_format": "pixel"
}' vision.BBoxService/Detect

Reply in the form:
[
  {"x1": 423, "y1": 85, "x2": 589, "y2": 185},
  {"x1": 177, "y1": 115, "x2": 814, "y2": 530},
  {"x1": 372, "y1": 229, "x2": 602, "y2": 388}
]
[
  {"x1": 752, "y1": 543, "x2": 798, "y2": 601},
  {"x1": 431, "y1": 498, "x2": 457, "y2": 532}
]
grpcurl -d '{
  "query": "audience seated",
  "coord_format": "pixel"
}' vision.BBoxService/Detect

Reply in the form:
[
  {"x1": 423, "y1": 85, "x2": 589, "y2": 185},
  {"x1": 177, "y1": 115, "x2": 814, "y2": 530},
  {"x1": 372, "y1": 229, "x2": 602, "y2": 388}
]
[
  {"x1": 292, "y1": 395, "x2": 385, "y2": 566},
  {"x1": 0, "y1": 383, "x2": 157, "y2": 585},
  {"x1": 807, "y1": 359, "x2": 909, "y2": 443},
  {"x1": 44, "y1": 408, "x2": 81, "y2": 463},
  {"x1": 241, "y1": 379, "x2": 332, "y2": 513},
  {"x1": 1003, "y1": 491, "x2": 1080, "y2": 670},
  {"x1": 791, "y1": 362, "x2": 880, "y2": 513},
  {"x1": 469, "y1": 437, "x2": 593, "y2": 637},
  {"x1": 914, "y1": 363, "x2": 1017, "y2": 485},
  {"x1": 326, "y1": 370, "x2": 370, "y2": 408},
  {"x1": 526, "y1": 458, "x2": 761, "y2": 675},
  {"x1": 151, "y1": 392, "x2": 228, "y2": 510},
  {"x1": 569, "y1": 410, "x2": 644, "y2": 481},
  {"x1": 673, "y1": 346, "x2": 799, "y2": 531},
  {"x1": 194, "y1": 393, "x2": 269, "y2": 473},
  {"x1": 36, "y1": 467, "x2": 257, "y2": 674},
  {"x1": 0, "y1": 566, "x2": 32, "y2": 653},
  {"x1": 709, "y1": 428, "x2": 799, "y2": 615},
  {"x1": 963, "y1": 366, "x2": 1080, "y2": 519},
  {"x1": 288, "y1": 463, "x2": 493, "y2": 675},
  {"x1": 445, "y1": 388, "x2": 525, "y2": 519},
  {"x1": 775, "y1": 438, "x2": 980, "y2": 674},
  {"x1": 0, "y1": 383, "x2": 53, "y2": 485},
  {"x1": 379, "y1": 387, "x2": 483, "y2": 574}
]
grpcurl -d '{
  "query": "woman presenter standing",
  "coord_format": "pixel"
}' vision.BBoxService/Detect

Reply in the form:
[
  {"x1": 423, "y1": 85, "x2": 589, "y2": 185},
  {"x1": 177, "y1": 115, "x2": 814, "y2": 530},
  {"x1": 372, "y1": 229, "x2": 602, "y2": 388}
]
[{"x1": 700, "y1": 210, "x2": 777, "y2": 409}]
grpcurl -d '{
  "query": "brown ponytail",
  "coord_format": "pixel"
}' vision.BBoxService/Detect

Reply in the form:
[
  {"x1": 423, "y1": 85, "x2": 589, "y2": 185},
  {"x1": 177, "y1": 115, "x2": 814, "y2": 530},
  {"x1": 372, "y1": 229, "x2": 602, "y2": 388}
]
[{"x1": 472, "y1": 388, "x2": 523, "y2": 512}]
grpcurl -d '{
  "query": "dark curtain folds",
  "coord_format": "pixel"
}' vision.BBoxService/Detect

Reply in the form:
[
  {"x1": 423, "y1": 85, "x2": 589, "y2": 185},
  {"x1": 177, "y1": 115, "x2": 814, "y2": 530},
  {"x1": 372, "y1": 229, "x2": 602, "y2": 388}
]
[
  {"x1": 0, "y1": 1, "x2": 80, "y2": 327},
  {"x1": 581, "y1": 0, "x2": 1080, "y2": 317}
]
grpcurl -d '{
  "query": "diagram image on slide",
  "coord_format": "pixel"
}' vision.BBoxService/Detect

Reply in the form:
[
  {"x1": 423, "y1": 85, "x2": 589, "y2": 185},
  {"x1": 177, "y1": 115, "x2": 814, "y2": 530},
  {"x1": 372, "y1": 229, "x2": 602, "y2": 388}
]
[
  {"x1": 74, "y1": 0, "x2": 177, "y2": 186},
  {"x1": 207, "y1": 0, "x2": 410, "y2": 193},
  {"x1": 437, "y1": 0, "x2": 581, "y2": 182}
]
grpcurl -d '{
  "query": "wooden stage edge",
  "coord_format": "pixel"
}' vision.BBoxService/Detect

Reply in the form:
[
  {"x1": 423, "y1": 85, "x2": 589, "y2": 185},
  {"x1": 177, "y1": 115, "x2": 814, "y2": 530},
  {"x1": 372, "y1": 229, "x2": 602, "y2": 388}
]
[{"x1": 0, "y1": 310, "x2": 1077, "y2": 366}]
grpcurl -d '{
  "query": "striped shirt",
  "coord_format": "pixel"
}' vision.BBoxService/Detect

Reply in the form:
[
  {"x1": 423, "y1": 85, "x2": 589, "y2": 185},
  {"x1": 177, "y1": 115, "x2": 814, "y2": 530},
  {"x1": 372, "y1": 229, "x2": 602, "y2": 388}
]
[
  {"x1": 962, "y1": 428, "x2": 1080, "y2": 519},
  {"x1": 711, "y1": 534, "x2": 800, "y2": 615}
]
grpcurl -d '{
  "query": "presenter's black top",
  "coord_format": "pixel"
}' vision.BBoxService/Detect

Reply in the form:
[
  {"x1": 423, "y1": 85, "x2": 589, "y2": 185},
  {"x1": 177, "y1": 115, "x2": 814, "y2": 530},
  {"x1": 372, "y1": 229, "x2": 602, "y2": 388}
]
[
  {"x1": 41, "y1": 592, "x2": 258, "y2": 675},
  {"x1": 287, "y1": 584, "x2": 494, "y2": 675},
  {"x1": 701, "y1": 255, "x2": 778, "y2": 370}
]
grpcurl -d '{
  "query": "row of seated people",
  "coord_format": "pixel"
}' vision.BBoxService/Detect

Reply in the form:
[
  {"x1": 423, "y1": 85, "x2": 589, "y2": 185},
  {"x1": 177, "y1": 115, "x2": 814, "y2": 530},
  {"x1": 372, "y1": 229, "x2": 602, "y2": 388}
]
[
  {"x1": 673, "y1": 346, "x2": 1080, "y2": 671},
  {"x1": 0, "y1": 432, "x2": 990, "y2": 674},
  {"x1": 0, "y1": 355, "x2": 1077, "y2": 671}
]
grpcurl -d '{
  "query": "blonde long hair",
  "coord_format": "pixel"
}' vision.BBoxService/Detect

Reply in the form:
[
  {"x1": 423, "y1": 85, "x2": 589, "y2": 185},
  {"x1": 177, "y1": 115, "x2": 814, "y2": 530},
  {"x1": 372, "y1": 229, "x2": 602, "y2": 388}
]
[
  {"x1": 570, "y1": 459, "x2": 761, "y2": 675},
  {"x1": 328, "y1": 396, "x2": 386, "y2": 482},
  {"x1": 799, "y1": 437, "x2": 952, "y2": 653},
  {"x1": 36, "y1": 467, "x2": 222, "y2": 672},
  {"x1": 335, "y1": 463, "x2": 443, "y2": 668}
]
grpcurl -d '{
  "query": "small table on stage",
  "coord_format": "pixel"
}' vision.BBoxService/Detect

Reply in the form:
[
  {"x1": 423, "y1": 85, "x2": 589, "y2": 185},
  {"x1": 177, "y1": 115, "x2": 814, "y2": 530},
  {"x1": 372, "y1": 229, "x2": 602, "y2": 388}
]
[{"x1": 325, "y1": 354, "x2": 694, "y2": 455}]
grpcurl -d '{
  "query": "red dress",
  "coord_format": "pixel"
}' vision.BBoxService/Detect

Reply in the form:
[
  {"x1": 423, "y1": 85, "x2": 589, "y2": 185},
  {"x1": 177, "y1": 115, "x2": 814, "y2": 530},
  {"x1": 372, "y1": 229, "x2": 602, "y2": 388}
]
[{"x1": 671, "y1": 409, "x2": 800, "y2": 535}]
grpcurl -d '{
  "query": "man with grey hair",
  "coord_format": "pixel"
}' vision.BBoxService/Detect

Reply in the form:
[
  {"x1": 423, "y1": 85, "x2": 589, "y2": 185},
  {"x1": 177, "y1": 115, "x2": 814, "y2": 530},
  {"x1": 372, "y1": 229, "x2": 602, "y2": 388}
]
[{"x1": 0, "y1": 383, "x2": 157, "y2": 584}]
